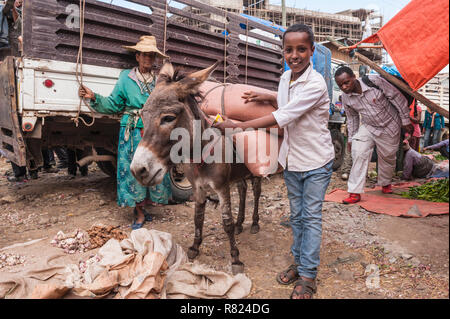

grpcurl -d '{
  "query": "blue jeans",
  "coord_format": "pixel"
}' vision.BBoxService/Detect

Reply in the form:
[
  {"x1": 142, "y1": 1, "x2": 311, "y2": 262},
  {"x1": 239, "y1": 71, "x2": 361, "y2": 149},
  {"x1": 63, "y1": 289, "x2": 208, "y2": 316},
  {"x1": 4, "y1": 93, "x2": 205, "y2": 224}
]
[
  {"x1": 283, "y1": 160, "x2": 333, "y2": 279},
  {"x1": 424, "y1": 129, "x2": 441, "y2": 148}
]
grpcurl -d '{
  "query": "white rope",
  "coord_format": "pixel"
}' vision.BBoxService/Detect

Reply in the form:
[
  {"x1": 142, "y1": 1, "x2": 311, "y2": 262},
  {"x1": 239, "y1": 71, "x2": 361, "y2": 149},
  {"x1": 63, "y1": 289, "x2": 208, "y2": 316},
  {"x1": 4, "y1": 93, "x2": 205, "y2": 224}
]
[{"x1": 72, "y1": 0, "x2": 96, "y2": 127}]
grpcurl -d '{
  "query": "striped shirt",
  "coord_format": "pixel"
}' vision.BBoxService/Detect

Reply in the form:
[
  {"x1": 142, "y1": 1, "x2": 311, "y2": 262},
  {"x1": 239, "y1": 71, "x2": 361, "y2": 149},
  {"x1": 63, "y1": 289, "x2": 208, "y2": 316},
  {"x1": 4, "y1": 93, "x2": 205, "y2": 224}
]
[{"x1": 342, "y1": 75, "x2": 410, "y2": 142}]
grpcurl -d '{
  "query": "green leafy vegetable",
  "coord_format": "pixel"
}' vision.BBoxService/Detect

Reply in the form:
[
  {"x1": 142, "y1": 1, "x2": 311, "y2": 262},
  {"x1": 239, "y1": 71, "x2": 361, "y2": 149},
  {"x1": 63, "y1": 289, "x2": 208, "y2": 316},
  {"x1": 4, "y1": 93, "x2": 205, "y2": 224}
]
[{"x1": 401, "y1": 179, "x2": 449, "y2": 203}]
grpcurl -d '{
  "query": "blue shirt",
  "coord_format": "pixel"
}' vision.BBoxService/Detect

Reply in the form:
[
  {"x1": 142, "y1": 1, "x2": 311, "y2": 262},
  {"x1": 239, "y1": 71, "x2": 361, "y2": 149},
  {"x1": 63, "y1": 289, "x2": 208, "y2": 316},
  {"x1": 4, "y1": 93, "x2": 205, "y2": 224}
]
[{"x1": 423, "y1": 111, "x2": 445, "y2": 130}]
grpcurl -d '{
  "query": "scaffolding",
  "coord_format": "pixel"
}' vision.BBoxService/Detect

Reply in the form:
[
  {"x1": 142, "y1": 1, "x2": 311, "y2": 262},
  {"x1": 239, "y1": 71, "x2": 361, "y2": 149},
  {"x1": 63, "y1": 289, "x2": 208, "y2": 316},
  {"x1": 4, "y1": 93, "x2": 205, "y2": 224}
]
[{"x1": 185, "y1": 1, "x2": 377, "y2": 43}]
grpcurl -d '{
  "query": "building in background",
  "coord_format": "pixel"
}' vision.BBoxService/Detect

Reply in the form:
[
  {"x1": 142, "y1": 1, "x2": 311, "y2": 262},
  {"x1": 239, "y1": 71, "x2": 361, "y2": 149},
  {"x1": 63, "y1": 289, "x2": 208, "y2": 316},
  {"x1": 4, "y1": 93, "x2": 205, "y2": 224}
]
[{"x1": 188, "y1": 0, "x2": 383, "y2": 67}]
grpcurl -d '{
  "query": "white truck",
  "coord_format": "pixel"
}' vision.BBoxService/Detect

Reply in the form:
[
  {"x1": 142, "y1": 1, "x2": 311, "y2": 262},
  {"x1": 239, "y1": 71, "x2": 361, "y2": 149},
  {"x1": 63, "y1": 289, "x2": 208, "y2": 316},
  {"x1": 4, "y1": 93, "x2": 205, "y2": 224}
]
[
  {"x1": 0, "y1": 0, "x2": 293, "y2": 201},
  {"x1": 1, "y1": 0, "x2": 348, "y2": 200}
]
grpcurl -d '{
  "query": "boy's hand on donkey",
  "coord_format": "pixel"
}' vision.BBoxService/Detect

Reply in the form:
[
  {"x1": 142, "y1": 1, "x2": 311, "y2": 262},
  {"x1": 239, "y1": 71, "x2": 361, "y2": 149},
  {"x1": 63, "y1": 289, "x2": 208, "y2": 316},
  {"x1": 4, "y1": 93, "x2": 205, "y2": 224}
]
[
  {"x1": 213, "y1": 116, "x2": 238, "y2": 134},
  {"x1": 242, "y1": 91, "x2": 273, "y2": 104}
]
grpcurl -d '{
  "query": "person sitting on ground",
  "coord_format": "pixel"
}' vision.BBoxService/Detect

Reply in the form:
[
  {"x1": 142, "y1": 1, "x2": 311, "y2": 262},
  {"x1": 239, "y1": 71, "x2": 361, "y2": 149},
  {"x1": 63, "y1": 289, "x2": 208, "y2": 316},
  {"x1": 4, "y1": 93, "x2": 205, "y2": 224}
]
[
  {"x1": 423, "y1": 138, "x2": 449, "y2": 159},
  {"x1": 402, "y1": 139, "x2": 449, "y2": 180}
]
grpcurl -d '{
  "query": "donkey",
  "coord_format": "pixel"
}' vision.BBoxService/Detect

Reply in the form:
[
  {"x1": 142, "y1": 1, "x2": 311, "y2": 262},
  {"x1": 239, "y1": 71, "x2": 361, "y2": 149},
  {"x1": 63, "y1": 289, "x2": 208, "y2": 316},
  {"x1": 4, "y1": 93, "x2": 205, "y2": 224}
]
[{"x1": 130, "y1": 62, "x2": 262, "y2": 274}]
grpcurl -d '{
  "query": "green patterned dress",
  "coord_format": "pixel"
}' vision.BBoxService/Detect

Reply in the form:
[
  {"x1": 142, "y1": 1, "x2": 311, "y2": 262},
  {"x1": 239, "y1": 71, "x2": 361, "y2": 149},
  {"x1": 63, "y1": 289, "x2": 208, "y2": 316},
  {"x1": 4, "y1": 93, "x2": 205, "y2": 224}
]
[{"x1": 90, "y1": 68, "x2": 172, "y2": 208}]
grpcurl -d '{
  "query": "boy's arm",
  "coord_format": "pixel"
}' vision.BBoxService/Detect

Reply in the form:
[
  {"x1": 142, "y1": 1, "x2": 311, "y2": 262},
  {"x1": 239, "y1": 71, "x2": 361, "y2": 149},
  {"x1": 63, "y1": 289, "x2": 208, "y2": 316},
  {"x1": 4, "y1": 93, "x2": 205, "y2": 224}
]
[{"x1": 271, "y1": 80, "x2": 327, "y2": 129}]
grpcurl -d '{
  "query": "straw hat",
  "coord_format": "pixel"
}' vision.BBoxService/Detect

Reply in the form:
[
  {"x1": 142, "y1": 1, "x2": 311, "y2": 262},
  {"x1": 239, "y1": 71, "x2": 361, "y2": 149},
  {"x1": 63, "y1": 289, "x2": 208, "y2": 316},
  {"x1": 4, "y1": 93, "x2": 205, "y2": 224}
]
[{"x1": 123, "y1": 36, "x2": 168, "y2": 59}]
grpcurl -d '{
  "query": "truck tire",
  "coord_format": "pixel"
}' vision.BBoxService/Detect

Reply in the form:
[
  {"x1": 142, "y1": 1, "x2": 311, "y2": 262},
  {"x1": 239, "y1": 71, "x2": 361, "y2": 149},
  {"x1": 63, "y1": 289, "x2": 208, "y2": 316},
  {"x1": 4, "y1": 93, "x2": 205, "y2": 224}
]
[
  {"x1": 97, "y1": 161, "x2": 116, "y2": 178},
  {"x1": 95, "y1": 148, "x2": 117, "y2": 178},
  {"x1": 169, "y1": 166, "x2": 193, "y2": 203},
  {"x1": 331, "y1": 129, "x2": 345, "y2": 171}
]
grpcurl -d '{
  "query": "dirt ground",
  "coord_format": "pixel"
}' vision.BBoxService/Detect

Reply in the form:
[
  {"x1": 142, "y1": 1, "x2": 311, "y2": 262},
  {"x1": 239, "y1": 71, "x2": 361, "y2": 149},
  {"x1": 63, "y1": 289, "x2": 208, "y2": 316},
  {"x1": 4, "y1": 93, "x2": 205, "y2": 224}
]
[{"x1": 0, "y1": 155, "x2": 448, "y2": 299}]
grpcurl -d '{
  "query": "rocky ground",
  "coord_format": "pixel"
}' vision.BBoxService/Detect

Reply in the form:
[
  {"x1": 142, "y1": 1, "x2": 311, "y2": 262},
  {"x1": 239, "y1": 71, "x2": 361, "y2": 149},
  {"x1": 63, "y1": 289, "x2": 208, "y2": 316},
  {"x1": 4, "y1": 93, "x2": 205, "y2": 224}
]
[{"x1": 0, "y1": 155, "x2": 448, "y2": 299}]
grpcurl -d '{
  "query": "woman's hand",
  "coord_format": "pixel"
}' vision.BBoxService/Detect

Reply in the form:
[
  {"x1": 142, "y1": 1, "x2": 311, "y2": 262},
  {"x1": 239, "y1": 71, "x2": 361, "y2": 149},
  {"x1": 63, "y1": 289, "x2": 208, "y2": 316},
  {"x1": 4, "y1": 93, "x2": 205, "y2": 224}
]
[
  {"x1": 79, "y1": 85, "x2": 95, "y2": 101},
  {"x1": 242, "y1": 91, "x2": 276, "y2": 106}
]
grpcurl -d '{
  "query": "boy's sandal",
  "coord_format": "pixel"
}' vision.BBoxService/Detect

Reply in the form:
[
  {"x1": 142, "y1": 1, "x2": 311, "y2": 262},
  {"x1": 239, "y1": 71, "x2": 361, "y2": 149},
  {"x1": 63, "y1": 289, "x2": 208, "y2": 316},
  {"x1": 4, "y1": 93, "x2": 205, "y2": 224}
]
[
  {"x1": 290, "y1": 279, "x2": 317, "y2": 299},
  {"x1": 276, "y1": 264, "x2": 300, "y2": 285}
]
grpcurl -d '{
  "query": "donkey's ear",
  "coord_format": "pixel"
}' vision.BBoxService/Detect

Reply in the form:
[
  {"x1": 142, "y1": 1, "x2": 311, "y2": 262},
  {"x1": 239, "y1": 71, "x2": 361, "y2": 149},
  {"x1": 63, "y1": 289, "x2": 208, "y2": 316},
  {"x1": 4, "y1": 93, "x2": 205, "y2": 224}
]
[
  {"x1": 157, "y1": 62, "x2": 175, "y2": 86},
  {"x1": 176, "y1": 61, "x2": 219, "y2": 96}
]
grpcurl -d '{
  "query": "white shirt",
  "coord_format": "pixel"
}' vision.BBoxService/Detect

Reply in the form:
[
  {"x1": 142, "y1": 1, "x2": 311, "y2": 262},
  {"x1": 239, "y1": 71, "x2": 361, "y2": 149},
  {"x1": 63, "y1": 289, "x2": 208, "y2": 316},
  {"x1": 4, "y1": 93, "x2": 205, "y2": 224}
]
[{"x1": 272, "y1": 65, "x2": 335, "y2": 172}]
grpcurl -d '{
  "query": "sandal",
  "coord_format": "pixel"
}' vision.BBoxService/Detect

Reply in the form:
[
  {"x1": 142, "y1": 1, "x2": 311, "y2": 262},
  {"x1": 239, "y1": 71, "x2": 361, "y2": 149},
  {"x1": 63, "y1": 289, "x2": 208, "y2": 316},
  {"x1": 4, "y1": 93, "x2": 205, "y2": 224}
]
[
  {"x1": 276, "y1": 264, "x2": 300, "y2": 285},
  {"x1": 134, "y1": 207, "x2": 153, "y2": 222},
  {"x1": 290, "y1": 278, "x2": 317, "y2": 299},
  {"x1": 131, "y1": 220, "x2": 145, "y2": 230}
]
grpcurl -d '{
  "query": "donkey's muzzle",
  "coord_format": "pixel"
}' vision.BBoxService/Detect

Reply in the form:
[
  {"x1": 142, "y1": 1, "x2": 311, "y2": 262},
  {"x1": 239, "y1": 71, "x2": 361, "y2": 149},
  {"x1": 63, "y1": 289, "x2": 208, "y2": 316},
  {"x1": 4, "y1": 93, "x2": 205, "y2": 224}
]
[{"x1": 131, "y1": 145, "x2": 167, "y2": 187}]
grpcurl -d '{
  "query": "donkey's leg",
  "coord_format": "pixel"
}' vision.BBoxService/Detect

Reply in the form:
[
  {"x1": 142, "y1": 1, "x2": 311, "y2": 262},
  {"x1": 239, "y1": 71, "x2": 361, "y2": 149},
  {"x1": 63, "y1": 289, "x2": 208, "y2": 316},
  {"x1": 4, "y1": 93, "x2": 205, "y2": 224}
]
[
  {"x1": 251, "y1": 177, "x2": 262, "y2": 234},
  {"x1": 187, "y1": 192, "x2": 207, "y2": 260},
  {"x1": 235, "y1": 179, "x2": 248, "y2": 235},
  {"x1": 217, "y1": 186, "x2": 244, "y2": 274}
]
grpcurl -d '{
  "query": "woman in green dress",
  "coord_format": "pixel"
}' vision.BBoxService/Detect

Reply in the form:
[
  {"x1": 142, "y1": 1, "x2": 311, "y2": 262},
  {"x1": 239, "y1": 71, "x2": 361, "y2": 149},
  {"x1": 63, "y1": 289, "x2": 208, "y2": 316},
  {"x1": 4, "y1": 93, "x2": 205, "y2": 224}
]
[{"x1": 78, "y1": 36, "x2": 172, "y2": 230}]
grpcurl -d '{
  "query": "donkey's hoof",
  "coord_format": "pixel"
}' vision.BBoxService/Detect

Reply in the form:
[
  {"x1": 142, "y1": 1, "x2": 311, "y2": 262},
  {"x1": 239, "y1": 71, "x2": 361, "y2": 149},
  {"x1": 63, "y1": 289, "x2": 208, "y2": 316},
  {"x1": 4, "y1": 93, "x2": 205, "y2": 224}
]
[
  {"x1": 187, "y1": 247, "x2": 199, "y2": 260},
  {"x1": 234, "y1": 225, "x2": 243, "y2": 235},
  {"x1": 231, "y1": 262, "x2": 245, "y2": 275},
  {"x1": 250, "y1": 224, "x2": 260, "y2": 234}
]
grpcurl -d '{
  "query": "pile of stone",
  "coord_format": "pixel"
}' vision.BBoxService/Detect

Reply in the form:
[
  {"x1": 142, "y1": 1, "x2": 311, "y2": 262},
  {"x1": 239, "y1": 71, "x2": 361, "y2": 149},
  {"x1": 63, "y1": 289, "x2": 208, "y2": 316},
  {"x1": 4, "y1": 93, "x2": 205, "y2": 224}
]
[
  {"x1": 87, "y1": 224, "x2": 128, "y2": 249},
  {"x1": 51, "y1": 229, "x2": 91, "y2": 254},
  {"x1": 0, "y1": 253, "x2": 26, "y2": 269}
]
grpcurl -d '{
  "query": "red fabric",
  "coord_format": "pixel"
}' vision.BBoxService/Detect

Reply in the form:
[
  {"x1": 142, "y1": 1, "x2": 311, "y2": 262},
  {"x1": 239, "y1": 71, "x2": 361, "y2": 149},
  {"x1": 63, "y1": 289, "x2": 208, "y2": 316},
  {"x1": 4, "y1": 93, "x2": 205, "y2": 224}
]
[
  {"x1": 325, "y1": 182, "x2": 449, "y2": 218},
  {"x1": 354, "y1": 0, "x2": 449, "y2": 91}
]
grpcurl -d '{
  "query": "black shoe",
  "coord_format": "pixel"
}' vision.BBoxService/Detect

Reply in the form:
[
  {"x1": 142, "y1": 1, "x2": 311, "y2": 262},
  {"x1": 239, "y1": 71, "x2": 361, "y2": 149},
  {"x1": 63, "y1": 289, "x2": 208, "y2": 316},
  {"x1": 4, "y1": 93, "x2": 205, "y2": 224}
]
[
  {"x1": 29, "y1": 170, "x2": 38, "y2": 180},
  {"x1": 44, "y1": 167, "x2": 59, "y2": 173},
  {"x1": 68, "y1": 166, "x2": 77, "y2": 176},
  {"x1": 57, "y1": 162, "x2": 68, "y2": 169},
  {"x1": 7, "y1": 175, "x2": 26, "y2": 183},
  {"x1": 80, "y1": 167, "x2": 88, "y2": 177}
]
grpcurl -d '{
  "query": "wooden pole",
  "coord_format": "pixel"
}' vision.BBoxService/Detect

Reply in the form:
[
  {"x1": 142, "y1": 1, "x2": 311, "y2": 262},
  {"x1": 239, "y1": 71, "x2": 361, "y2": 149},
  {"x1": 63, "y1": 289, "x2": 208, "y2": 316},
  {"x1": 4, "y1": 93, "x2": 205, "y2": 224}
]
[
  {"x1": 282, "y1": 0, "x2": 286, "y2": 28},
  {"x1": 338, "y1": 45, "x2": 384, "y2": 51},
  {"x1": 328, "y1": 37, "x2": 449, "y2": 119}
]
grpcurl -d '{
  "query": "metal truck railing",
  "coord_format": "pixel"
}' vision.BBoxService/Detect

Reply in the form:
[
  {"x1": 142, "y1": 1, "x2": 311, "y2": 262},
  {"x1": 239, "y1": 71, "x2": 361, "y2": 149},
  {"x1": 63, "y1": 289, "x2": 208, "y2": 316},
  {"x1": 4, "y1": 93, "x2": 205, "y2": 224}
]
[{"x1": 23, "y1": 0, "x2": 285, "y2": 91}]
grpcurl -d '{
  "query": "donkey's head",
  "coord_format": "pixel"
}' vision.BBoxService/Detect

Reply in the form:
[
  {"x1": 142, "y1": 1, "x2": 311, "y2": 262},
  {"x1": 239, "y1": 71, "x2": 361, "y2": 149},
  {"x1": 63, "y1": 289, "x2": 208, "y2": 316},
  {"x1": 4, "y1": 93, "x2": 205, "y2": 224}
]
[{"x1": 130, "y1": 62, "x2": 218, "y2": 186}]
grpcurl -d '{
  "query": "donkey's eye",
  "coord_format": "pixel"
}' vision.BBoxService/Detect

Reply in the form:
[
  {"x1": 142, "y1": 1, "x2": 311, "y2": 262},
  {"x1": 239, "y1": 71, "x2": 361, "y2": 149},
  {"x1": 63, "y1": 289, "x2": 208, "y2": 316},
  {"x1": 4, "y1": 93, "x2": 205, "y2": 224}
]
[{"x1": 161, "y1": 115, "x2": 177, "y2": 124}]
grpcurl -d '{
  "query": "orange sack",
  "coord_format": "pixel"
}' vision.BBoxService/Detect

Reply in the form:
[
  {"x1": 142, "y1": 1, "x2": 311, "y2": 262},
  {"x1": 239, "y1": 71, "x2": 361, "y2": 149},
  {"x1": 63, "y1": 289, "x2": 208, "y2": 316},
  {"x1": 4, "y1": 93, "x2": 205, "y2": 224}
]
[
  {"x1": 232, "y1": 129, "x2": 283, "y2": 177},
  {"x1": 199, "y1": 81, "x2": 278, "y2": 122},
  {"x1": 206, "y1": 116, "x2": 283, "y2": 177}
]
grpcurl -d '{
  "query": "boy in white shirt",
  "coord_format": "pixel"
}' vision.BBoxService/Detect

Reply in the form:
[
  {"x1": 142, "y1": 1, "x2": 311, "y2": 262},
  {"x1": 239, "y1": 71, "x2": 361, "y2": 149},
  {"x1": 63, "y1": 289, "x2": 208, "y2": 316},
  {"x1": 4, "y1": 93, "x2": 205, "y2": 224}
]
[{"x1": 215, "y1": 24, "x2": 334, "y2": 299}]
